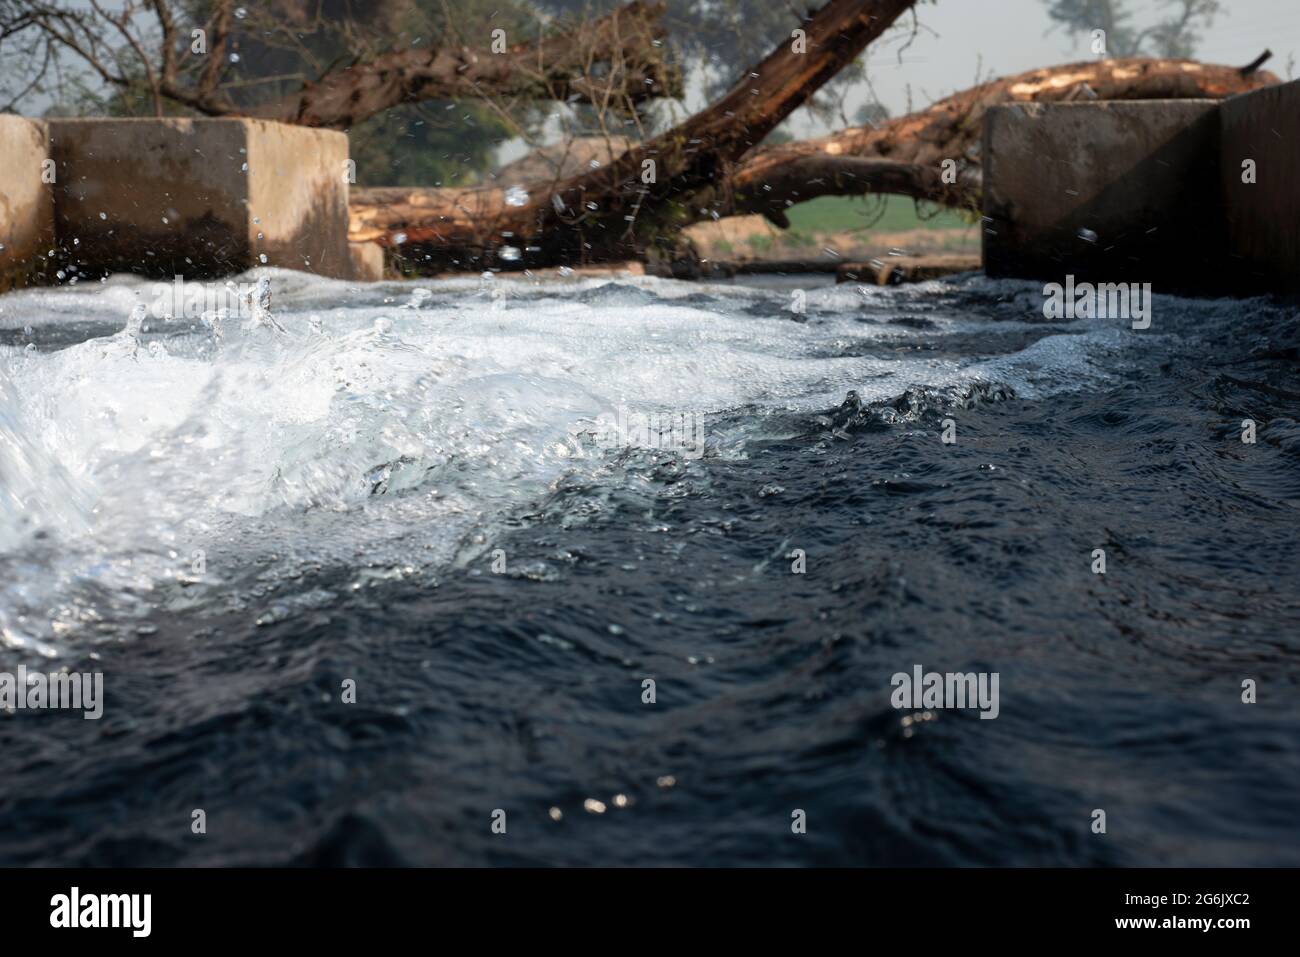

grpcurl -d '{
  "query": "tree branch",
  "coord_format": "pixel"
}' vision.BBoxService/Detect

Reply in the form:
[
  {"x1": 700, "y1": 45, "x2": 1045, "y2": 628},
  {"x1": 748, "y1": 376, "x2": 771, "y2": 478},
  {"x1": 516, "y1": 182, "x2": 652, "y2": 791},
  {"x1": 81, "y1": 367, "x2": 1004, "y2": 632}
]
[
  {"x1": 247, "y1": 0, "x2": 679, "y2": 129},
  {"x1": 348, "y1": 54, "x2": 1280, "y2": 267}
]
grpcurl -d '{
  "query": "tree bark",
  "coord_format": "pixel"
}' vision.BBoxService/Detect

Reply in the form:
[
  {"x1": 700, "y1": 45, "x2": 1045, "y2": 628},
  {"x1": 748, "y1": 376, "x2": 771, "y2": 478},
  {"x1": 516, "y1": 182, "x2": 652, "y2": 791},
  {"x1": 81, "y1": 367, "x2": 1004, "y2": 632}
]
[{"x1": 351, "y1": 55, "x2": 1278, "y2": 269}]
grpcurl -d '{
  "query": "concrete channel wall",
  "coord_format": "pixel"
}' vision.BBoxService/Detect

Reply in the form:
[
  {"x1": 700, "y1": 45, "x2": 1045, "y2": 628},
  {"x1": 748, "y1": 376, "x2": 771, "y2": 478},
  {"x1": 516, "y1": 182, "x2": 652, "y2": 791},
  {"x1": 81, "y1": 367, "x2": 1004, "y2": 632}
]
[
  {"x1": 46, "y1": 118, "x2": 352, "y2": 280},
  {"x1": 2, "y1": 116, "x2": 360, "y2": 286},
  {"x1": 0, "y1": 116, "x2": 55, "y2": 292},
  {"x1": 1220, "y1": 80, "x2": 1300, "y2": 294},
  {"x1": 983, "y1": 79, "x2": 1300, "y2": 297},
  {"x1": 983, "y1": 100, "x2": 1224, "y2": 295}
]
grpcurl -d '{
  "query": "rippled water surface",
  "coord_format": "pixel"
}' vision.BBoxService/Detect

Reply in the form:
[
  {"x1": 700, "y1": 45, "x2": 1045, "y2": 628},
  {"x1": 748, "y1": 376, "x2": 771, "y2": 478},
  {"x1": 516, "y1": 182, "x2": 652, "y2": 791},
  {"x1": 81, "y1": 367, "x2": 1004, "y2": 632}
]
[{"x1": 1, "y1": 269, "x2": 1297, "y2": 866}]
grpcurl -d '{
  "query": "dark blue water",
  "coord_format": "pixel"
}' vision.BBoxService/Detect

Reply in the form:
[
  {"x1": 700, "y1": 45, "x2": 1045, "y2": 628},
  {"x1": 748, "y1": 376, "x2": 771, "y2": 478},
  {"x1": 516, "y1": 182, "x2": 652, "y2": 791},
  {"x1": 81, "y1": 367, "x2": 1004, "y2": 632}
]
[{"x1": 1, "y1": 275, "x2": 1298, "y2": 866}]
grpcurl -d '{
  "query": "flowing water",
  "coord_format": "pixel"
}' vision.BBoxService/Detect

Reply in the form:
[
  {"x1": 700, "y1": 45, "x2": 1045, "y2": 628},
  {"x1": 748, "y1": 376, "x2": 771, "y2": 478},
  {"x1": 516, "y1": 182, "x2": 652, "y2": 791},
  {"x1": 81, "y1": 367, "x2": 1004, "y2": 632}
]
[{"x1": 0, "y1": 269, "x2": 1297, "y2": 866}]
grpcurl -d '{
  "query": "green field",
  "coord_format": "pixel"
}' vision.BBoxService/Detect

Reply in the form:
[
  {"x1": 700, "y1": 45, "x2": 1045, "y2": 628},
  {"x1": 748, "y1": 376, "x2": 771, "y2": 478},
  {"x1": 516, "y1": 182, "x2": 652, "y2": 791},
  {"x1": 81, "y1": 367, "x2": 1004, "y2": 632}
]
[{"x1": 784, "y1": 195, "x2": 972, "y2": 233}]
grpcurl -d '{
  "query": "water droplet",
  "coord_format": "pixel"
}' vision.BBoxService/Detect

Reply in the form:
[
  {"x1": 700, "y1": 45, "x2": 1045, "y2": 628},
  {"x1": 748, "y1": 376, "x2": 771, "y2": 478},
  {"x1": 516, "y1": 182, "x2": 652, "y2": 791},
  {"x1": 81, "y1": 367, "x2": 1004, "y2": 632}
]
[
  {"x1": 392, "y1": 231, "x2": 407, "y2": 245},
  {"x1": 259, "y1": 253, "x2": 268, "y2": 264},
  {"x1": 230, "y1": 52, "x2": 241, "y2": 63},
  {"x1": 499, "y1": 245, "x2": 521, "y2": 262},
  {"x1": 126, "y1": 303, "x2": 147, "y2": 338},
  {"x1": 504, "y1": 185, "x2": 529, "y2": 207},
  {"x1": 373, "y1": 317, "x2": 393, "y2": 335},
  {"x1": 234, "y1": 5, "x2": 247, "y2": 17},
  {"x1": 1078, "y1": 227, "x2": 1098, "y2": 243}
]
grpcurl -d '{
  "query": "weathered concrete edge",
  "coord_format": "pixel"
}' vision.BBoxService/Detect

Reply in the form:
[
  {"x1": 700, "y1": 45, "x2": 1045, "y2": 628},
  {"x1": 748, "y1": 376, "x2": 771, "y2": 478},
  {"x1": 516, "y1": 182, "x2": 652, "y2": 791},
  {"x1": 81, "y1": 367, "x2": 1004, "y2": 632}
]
[
  {"x1": 348, "y1": 242, "x2": 385, "y2": 282},
  {"x1": 1219, "y1": 78, "x2": 1300, "y2": 293},
  {"x1": 0, "y1": 116, "x2": 55, "y2": 292},
  {"x1": 43, "y1": 117, "x2": 357, "y2": 281},
  {"x1": 981, "y1": 99, "x2": 1224, "y2": 295},
  {"x1": 982, "y1": 87, "x2": 1300, "y2": 296},
  {"x1": 244, "y1": 119, "x2": 351, "y2": 277}
]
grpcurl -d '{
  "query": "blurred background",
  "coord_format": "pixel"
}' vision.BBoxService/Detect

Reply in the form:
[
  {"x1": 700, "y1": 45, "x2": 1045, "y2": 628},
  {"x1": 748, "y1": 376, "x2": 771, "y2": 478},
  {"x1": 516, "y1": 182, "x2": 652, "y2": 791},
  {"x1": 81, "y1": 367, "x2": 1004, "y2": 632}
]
[{"x1": 3, "y1": 0, "x2": 1294, "y2": 262}]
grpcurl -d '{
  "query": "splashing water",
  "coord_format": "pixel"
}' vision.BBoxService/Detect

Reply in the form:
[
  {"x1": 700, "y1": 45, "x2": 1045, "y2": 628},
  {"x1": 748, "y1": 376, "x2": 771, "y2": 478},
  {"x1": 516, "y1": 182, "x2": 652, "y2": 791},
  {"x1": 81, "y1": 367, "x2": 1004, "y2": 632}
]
[
  {"x1": 2, "y1": 267, "x2": 1298, "y2": 867},
  {"x1": 0, "y1": 269, "x2": 1123, "y2": 654}
]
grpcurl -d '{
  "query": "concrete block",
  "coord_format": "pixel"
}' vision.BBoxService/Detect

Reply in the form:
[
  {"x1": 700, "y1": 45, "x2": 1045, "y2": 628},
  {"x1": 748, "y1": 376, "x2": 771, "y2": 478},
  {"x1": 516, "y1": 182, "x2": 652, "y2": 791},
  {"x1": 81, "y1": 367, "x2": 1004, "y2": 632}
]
[
  {"x1": 1220, "y1": 79, "x2": 1300, "y2": 293},
  {"x1": 47, "y1": 118, "x2": 350, "y2": 279},
  {"x1": 348, "y1": 242, "x2": 385, "y2": 282},
  {"x1": 983, "y1": 101, "x2": 1224, "y2": 295},
  {"x1": 0, "y1": 116, "x2": 54, "y2": 291}
]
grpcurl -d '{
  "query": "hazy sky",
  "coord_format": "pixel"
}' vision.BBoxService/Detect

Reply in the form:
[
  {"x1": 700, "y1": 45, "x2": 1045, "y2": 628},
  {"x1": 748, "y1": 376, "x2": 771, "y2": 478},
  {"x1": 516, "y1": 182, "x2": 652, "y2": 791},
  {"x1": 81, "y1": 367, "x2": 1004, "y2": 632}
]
[
  {"x1": 863, "y1": 0, "x2": 1289, "y2": 111},
  {"x1": 793, "y1": 0, "x2": 1299, "y2": 129}
]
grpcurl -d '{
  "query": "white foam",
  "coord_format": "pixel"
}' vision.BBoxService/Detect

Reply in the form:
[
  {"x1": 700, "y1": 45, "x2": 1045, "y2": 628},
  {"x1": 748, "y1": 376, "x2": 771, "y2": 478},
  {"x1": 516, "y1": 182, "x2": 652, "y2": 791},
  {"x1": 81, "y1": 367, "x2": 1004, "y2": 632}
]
[{"x1": 0, "y1": 270, "x2": 1131, "y2": 655}]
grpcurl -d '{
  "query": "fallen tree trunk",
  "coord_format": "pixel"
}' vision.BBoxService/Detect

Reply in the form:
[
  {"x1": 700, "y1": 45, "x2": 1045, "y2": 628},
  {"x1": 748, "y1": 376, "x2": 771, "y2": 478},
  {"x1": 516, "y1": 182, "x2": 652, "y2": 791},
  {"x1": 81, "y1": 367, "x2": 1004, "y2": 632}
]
[
  {"x1": 351, "y1": 56, "x2": 1277, "y2": 266},
  {"x1": 349, "y1": 0, "x2": 920, "y2": 270},
  {"x1": 721, "y1": 56, "x2": 1279, "y2": 220}
]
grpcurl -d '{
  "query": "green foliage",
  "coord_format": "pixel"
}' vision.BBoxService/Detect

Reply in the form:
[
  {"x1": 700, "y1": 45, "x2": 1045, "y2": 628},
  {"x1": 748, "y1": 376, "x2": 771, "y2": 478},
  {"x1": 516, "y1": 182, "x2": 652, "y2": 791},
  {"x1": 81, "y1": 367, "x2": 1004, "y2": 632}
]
[
  {"x1": 785, "y1": 196, "x2": 968, "y2": 234},
  {"x1": 349, "y1": 102, "x2": 515, "y2": 187},
  {"x1": 782, "y1": 229, "x2": 816, "y2": 250}
]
